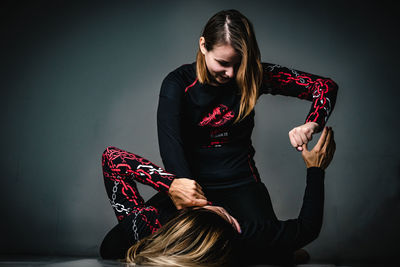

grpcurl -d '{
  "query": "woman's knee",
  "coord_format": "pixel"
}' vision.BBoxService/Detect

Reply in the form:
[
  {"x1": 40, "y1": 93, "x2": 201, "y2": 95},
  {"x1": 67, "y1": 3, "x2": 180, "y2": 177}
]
[
  {"x1": 102, "y1": 146, "x2": 117, "y2": 158},
  {"x1": 101, "y1": 146, "x2": 119, "y2": 175},
  {"x1": 102, "y1": 146, "x2": 119, "y2": 164}
]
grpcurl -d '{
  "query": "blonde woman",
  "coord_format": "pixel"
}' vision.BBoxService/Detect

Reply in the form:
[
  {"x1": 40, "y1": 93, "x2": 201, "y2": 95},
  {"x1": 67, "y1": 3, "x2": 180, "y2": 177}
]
[
  {"x1": 100, "y1": 127, "x2": 335, "y2": 266},
  {"x1": 99, "y1": 146, "x2": 239, "y2": 266},
  {"x1": 100, "y1": 9, "x2": 338, "y2": 266},
  {"x1": 156, "y1": 8, "x2": 338, "y2": 262}
]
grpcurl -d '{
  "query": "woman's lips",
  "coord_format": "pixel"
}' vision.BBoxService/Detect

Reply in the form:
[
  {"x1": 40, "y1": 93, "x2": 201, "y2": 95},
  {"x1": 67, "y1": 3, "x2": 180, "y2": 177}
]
[{"x1": 218, "y1": 76, "x2": 230, "y2": 82}]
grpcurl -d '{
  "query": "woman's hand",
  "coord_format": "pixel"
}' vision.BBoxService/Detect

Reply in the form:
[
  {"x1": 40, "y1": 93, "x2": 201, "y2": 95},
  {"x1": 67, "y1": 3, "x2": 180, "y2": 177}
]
[
  {"x1": 301, "y1": 127, "x2": 336, "y2": 170},
  {"x1": 168, "y1": 178, "x2": 208, "y2": 210},
  {"x1": 289, "y1": 122, "x2": 320, "y2": 151}
]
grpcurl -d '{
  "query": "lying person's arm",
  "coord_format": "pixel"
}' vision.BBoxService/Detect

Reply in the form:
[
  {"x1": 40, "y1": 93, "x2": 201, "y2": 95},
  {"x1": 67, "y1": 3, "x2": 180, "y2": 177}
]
[
  {"x1": 269, "y1": 166, "x2": 325, "y2": 251},
  {"x1": 240, "y1": 127, "x2": 335, "y2": 257}
]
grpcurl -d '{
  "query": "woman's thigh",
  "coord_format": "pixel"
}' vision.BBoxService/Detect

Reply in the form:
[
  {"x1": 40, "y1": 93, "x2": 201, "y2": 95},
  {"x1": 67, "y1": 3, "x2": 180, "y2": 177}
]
[{"x1": 205, "y1": 182, "x2": 277, "y2": 236}]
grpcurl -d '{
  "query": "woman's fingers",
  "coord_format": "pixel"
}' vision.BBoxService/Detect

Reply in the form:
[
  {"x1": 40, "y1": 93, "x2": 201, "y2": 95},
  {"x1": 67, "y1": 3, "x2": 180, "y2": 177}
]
[
  {"x1": 201, "y1": 206, "x2": 242, "y2": 234},
  {"x1": 289, "y1": 131, "x2": 303, "y2": 148},
  {"x1": 299, "y1": 131, "x2": 309, "y2": 144},
  {"x1": 325, "y1": 129, "x2": 336, "y2": 158},
  {"x1": 195, "y1": 182, "x2": 203, "y2": 191},
  {"x1": 195, "y1": 184, "x2": 205, "y2": 197},
  {"x1": 322, "y1": 128, "x2": 332, "y2": 151},
  {"x1": 291, "y1": 133, "x2": 308, "y2": 151},
  {"x1": 289, "y1": 122, "x2": 320, "y2": 151},
  {"x1": 180, "y1": 194, "x2": 207, "y2": 208},
  {"x1": 289, "y1": 124, "x2": 316, "y2": 150},
  {"x1": 168, "y1": 178, "x2": 208, "y2": 209},
  {"x1": 314, "y1": 127, "x2": 328, "y2": 151},
  {"x1": 193, "y1": 198, "x2": 208, "y2": 206},
  {"x1": 301, "y1": 126, "x2": 336, "y2": 170},
  {"x1": 195, "y1": 191, "x2": 207, "y2": 200},
  {"x1": 216, "y1": 207, "x2": 242, "y2": 234},
  {"x1": 231, "y1": 216, "x2": 242, "y2": 234}
]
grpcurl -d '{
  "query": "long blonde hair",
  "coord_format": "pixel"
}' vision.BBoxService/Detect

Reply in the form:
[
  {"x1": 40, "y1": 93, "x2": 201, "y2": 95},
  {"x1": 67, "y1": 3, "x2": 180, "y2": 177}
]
[
  {"x1": 126, "y1": 208, "x2": 235, "y2": 267},
  {"x1": 196, "y1": 9, "x2": 263, "y2": 123}
]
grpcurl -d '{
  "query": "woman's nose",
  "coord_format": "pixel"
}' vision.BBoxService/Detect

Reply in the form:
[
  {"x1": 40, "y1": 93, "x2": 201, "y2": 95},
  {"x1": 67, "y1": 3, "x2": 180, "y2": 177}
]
[{"x1": 225, "y1": 67, "x2": 234, "y2": 78}]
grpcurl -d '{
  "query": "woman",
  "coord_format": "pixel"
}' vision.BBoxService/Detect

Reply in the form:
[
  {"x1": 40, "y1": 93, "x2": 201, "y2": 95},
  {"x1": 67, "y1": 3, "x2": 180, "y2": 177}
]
[
  {"x1": 100, "y1": 128, "x2": 335, "y2": 266},
  {"x1": 100, "y1": 9, "x2": 338, "y2": 265},
  {"x1": 156, "y1": 7, "x2": 337, "y2": 249},
  {"x1": 99, "y1": 146, "x2": 239, "y2": 263}
]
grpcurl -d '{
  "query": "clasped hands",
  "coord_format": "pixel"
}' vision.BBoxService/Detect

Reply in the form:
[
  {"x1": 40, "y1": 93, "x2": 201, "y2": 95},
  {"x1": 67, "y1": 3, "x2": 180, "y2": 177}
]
[{"x1": 289, "y1": 121, "x2": 319, "y2": 151}]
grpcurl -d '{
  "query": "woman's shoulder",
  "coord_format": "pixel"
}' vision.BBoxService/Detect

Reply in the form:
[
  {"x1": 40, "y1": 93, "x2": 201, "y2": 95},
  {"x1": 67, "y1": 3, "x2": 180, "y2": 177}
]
[
  {"x1": 261, "y1": 62, "x2": 282, "y2": 72},
  {"x1": 160, "y1": 62, "x2": 197, "y2": 98},
  {"x1": 164, "y1": 62, "x2": 197, "y2": 84}
]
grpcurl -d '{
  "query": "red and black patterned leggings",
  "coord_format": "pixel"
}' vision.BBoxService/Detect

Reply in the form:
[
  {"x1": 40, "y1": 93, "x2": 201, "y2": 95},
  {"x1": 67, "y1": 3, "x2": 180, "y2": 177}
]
[{"x1": 100, "y1": 146, "x2": 177, "y2": 258}]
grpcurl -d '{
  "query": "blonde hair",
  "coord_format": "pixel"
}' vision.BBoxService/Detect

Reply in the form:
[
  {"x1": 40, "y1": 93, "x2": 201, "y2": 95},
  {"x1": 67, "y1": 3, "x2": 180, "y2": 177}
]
[
  {"x1": 196, "y1": 9, "x2": 263, "y2": 123},
  {"x1": 126, "y1": 208, "x2": 235, "y2": 267}
]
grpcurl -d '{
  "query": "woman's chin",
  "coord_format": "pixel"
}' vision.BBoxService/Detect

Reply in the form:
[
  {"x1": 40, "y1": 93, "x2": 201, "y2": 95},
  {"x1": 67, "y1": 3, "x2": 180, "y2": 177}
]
[{"x1": 216, "y1": 77, "x2": 230, "y2": 84}]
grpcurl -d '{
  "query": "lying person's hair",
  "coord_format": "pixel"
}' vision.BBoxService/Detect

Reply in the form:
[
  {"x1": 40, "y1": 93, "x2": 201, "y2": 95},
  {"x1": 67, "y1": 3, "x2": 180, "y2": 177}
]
[{"x1": 126, "y1": 207, "x2": 236, "y2": 267}]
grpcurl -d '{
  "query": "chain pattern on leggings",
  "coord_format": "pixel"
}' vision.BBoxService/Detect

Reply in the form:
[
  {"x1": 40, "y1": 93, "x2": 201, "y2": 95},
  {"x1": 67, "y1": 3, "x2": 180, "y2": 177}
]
[
  {"x1": 102, "y1": 147, "x2": 173, "y2": 242},
  {"x1": 132, "y1": 210, "x2": 143, "y2": 242},
  {"x1": 110, "y1": 179, "x2": 131, "y2": 215}
]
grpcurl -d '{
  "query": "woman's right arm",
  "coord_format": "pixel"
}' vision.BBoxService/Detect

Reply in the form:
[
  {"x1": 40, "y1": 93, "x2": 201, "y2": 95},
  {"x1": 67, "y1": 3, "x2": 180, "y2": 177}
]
[
  {"x1": 157, "y1": 74, "x2": 208, "y2": 209},
  {"x1": 157, "y1": 75, "x2": 193, "y2": 178}
]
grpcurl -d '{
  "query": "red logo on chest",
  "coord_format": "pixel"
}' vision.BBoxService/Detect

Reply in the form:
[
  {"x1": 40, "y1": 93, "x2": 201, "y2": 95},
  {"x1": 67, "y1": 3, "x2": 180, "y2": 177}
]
[{"x1": 198, "y1": 104, "x2": 235, "y2": 127}]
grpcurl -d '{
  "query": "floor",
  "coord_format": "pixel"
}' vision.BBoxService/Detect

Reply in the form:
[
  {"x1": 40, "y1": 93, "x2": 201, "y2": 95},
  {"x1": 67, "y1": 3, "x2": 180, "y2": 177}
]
[{"x1": 0, "y1": 257, "x2": 396, "y2": 267}]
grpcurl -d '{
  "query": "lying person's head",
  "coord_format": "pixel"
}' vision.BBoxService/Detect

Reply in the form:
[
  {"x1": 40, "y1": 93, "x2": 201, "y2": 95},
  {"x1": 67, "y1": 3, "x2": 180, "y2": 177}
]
[{"x1": 126, "y1": 207, "x2": 236, "y2": 267}]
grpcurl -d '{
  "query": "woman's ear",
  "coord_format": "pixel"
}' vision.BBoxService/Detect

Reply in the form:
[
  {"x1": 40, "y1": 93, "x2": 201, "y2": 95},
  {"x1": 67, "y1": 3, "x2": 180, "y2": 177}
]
[{"x1": 199, "y1": 37, "x2": 207, "y2": 55}]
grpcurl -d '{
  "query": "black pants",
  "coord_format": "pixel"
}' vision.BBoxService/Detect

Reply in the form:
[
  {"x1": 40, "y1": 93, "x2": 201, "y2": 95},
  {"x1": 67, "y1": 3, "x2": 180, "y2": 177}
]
[
  {"x1": 100, "y1": 191, "x2": 177, "y2": 260},
  {"x1": 100, "y1": 179, "x2": 281, "y2": 261}
]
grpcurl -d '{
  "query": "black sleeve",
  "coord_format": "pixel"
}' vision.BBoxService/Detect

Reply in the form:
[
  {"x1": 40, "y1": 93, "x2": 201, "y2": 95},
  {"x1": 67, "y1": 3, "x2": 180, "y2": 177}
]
[
  {"x1": 157, "y1": 74, "x2": 193, "y2": 178},
  {"x1": 269, "y1": 167, "x2": 325, "y2": 251},
  {"x1": 242, "y1": 167, "x2": 325, "y2": 254},
  {"x1": 260, "y1": 63, "x2": 339, "y2": 128}
]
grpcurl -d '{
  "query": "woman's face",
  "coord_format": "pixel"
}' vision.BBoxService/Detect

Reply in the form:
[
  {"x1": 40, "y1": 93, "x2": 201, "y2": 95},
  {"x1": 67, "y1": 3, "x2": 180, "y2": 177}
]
[{"x1": 199, "y1": 37, "x2": 241, "y2": 85}]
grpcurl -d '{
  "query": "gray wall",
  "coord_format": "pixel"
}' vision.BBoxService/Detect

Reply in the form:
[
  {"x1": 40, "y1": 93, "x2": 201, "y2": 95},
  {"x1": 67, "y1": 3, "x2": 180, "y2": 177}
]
[{"x1": 1, "y1": 0, "x2": 398, "y2": 264}]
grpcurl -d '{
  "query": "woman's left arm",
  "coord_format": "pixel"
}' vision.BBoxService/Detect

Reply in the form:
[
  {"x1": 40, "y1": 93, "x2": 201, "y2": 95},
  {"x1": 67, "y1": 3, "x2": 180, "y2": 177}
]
[
  {"x1": 261, "y1": 63, "x2": 338, "y2": 150},
  {"x1": 240, "y1": 128, "x2": 335, "y2": 255}
]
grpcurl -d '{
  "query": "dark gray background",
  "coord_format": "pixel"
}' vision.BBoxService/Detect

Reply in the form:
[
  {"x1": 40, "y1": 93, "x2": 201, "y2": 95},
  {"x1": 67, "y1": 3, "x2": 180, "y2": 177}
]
[{"x1": 1, "y1": 0, "x2": 399, "y2": 265}]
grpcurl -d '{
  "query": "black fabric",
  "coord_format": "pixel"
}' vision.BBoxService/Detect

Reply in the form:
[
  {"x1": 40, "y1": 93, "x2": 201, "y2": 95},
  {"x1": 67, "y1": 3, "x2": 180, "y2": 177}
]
[
  {"x1": 157, "y1": 62, "x2": 338, "y2": 188},
  {"x1": 234, "y1": 167, "x2": 325, "y2": 266},
  {"x1": 99, "y1": 222, "x2": 130, "y2": 260},
  {"x1": 100, "y1": 156, "x2": 325, "y2": 266},
  {"x1": 101, "y1": 61, "x2": 336, "y2": 263},
  {"x1": 99, "y1": 192, "x2": 177, "y2": 260}
]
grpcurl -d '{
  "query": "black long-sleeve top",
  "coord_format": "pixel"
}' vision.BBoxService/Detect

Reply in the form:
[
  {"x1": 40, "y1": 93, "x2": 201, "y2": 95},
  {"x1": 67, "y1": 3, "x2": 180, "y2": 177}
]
[{"x1": 157, "y1": 62, "x2": 337, "y2": 188}]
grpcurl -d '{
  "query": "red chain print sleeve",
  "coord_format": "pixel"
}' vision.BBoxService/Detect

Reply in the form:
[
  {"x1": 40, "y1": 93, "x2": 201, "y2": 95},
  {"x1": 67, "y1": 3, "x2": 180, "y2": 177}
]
[{"x1": 261, "y1": 63, "x2": 338, "y2": 127}]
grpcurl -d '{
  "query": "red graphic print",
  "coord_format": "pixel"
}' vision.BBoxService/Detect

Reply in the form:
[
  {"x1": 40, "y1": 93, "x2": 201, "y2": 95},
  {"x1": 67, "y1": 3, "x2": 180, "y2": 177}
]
[{"x1": 199, "y1": 104, "x2": 235, "y2": 127}]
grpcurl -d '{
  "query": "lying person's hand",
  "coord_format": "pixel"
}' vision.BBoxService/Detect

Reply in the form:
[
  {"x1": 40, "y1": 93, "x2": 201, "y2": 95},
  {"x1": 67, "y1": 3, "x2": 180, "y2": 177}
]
[
  {"x1": 301, "y1": 126, "x2": 336, "y2": 170},
  {"x1": 168, "y1": 178, "x2": 208, "y2": 210}
]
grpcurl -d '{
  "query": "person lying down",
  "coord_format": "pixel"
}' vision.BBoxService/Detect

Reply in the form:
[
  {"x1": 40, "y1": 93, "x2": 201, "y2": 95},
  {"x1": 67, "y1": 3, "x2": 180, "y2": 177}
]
[{"x1": 99, "y1": 127, "x2": 336, "y2": 266}]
